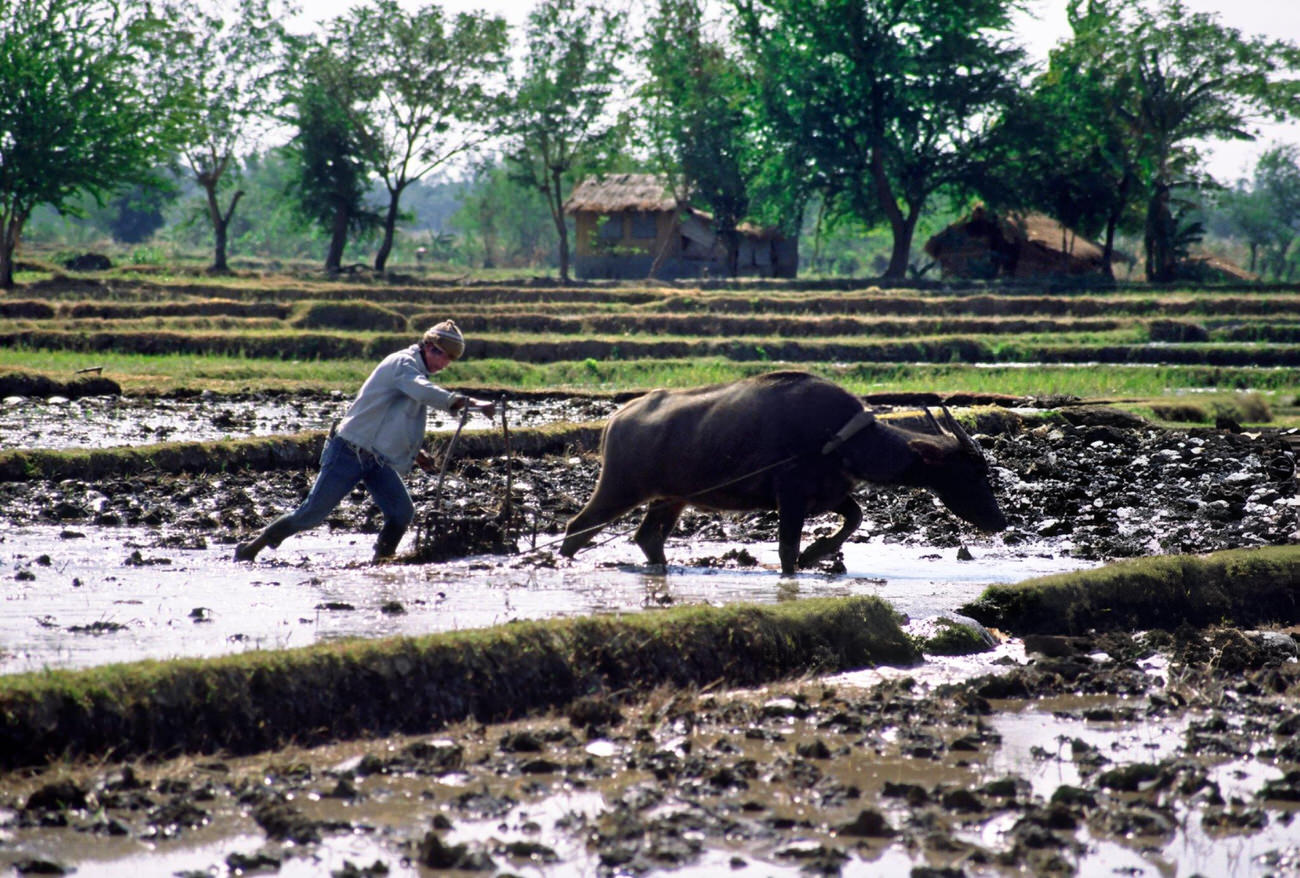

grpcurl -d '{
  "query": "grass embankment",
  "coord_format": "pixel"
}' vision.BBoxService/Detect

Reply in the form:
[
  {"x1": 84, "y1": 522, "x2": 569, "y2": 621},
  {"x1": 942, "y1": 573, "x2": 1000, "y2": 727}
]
[
  {"x1": 0, "y1": 596, "x2": 917, "y2": 770},
  {"x1": 1, "y1": 352, "x2": 1295, "y2": 424},
  {"x1": 961, "y1": 545, "x2": 1300, "y2": 635}
]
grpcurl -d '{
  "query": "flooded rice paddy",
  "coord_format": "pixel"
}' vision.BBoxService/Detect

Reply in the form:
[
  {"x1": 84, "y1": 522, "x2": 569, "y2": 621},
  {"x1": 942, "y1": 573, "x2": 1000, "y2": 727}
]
[
  {"x1": 0, "y1": 522, "x2": 1084, "y2": 675},
  {"x1": 3, "y1": 389, "x2": 1299, "y2": 877},
  {"x1": 0, "y1": 390, "x2": 615, "y2": 450}
]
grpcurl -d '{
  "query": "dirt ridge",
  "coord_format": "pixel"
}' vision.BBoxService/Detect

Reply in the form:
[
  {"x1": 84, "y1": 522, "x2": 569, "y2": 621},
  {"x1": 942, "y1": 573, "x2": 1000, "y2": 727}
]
[{"x1": 0, "y1": 597, "x2": 916, "y2": 770}]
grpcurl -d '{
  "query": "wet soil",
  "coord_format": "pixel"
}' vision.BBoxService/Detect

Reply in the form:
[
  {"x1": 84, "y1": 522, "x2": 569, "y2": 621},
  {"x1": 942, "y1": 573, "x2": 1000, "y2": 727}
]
[
  {"x1": 2, "y1": 399, "x2": 1295, "y2": 564},
  {"x1": 2, "y1": 395, "x2": 1300, "y2": 875},
  {"x1": 3, "y1": 627, "x2": 1299, "y2": 877}
]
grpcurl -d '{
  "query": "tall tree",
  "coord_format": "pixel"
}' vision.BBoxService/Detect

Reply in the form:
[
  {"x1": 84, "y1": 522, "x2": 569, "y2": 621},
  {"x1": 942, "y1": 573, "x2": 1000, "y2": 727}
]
[
  {"x1": 0, "y1": 0, "x2": 180, "y2": 288},
  {"x1": 642, "y1": 0, "x2": 760, "y2": 276},
  {"x1": 1217, "y1": 145, "x2": 1300, "y2": 279},
  {"x1": 1066, "y1": 0, "x2": 1300, "y2": 281},
  {"x1": 162, "y1": 0, "x2": 297, "y2": 273},
  {"x1": 975, "y1": 2, "x2": 1143, "y2": 279},
  {"x1": 734, "y1": 0, "x2": 1026, "y2": 279},
  {"x1": 502, "y1": 0, "x2": 630, "y2": 283},
  {"x1": 286, "y1": 49, "x2": 381, "y2": 273},
  {"x1": 328, "y1": 0, "x2": 508, "y2": 274}
]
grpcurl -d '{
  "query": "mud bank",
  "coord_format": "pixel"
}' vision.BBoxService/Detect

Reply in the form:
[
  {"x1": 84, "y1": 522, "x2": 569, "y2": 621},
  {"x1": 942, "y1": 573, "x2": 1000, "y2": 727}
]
[
  {"x1": 964, "y1": 544, "x2": 1300, "y2": 635},
  {"x1": 0, "y1": 597, "x2": 914, "y2": 771}
]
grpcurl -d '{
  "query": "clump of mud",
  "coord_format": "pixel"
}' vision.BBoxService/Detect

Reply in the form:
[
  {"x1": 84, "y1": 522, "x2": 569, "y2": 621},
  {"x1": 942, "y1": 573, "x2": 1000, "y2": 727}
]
[{"x1": 410, "y1": 505, "x2": 517, "y2": 562}]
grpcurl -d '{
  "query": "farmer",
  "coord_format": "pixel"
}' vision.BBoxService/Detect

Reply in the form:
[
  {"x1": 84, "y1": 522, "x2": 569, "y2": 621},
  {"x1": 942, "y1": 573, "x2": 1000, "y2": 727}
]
[{"x1": 234, "y1": 320, "x2": 496, "y2": 563}]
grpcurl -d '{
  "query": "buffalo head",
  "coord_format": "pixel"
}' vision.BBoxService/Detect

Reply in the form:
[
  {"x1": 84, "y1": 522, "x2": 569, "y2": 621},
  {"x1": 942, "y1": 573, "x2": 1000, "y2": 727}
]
[{"x1": 839, "y1": 407, "x2": 1007, "y2": 532}]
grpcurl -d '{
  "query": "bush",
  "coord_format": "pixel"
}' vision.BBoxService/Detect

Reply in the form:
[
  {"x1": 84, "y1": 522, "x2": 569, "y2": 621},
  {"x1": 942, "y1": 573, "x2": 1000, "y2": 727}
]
[
  {"x1": 1147, "y1": 319, "x2": 1209, "y2": 343},
  {"x1": 290, "y1": 300, "x2": 407, "y2": 332},
  {"x1": 1214, "y1": 392, "x2": 1272, "y2": 424},
  {"x1": 1149, "y1": 403, "x2": 1208, "y2": 423}
]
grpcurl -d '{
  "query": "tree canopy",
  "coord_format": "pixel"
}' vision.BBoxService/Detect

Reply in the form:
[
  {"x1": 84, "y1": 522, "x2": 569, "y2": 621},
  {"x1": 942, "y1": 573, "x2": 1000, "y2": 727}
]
[
  {"x1": 0, "y1": 0, "x2": 181, "y2": 287},
  {"x1": 326, "y1": 0, "x2": 509, "y2": 273},
  {"x1": 734, "y1": 0, "x2": 1027, "y2": 279},
  {"x1": 502, "y1": 0, "x2": 630, "y2": 283}
]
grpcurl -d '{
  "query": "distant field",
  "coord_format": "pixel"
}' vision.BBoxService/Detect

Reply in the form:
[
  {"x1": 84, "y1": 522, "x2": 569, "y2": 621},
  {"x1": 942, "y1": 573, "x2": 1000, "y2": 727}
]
[{"x1": 3, "y1": 273, "x2": 1298, "y2": 425}]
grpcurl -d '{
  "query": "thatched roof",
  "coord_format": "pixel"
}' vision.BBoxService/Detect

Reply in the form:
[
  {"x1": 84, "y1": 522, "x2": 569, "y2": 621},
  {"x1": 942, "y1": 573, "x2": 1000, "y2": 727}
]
[
  {"x1": 564, "y1": 174, "x2": 682, "y2": 213},
  {"x1": 1003, "y1": 212, "x2": 1105, "y2": 261},
  {"x1": 924, "y1": 206, "x2": 1105, "y2": 261}
]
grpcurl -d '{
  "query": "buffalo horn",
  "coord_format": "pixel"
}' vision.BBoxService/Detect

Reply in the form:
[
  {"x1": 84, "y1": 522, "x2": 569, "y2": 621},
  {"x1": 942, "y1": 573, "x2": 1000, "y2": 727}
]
[
  {"x1": 923, "y1": 407, "x2": 946, "y2": 436},
  {"x1": 941, "y1": 406, "x2": 982, "y2": 455}
]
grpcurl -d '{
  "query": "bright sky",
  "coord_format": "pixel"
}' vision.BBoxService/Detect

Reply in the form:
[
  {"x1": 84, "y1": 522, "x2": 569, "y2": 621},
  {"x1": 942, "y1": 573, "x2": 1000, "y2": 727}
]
[{"x1": 297, "y1": 0, "x2": 1300, "y2": 182}]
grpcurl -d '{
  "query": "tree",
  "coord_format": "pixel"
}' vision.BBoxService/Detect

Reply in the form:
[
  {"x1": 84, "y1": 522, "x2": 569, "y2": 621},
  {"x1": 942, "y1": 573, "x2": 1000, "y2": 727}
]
[
  {"x1": 1217, "y1": 145, "x2": 1300, "y2": 279},
  {"x1": 973, "y1": 5, "x2": 1145, "y2": 280},
  {"x1": 451, "y1": 162, "x2": 559, "y2": 269},
  {"x1": 162, "y1": 0, "x2": 297, "y2": 272},
  {"x1": 734, "y1": 0, "x2": 1026, "y2": 279},
  {"x1": 502, "y1": 0, "x2": 630, "y2": 283},
  {"x1": 285, "y1": 49, "x2": 382, "y2": 273},
  {"x1": 327, "y1": 0, "x2": 508, "y2": 274},
  {"x1": 0, "y1": 0, "x2": 180, "y2": 288},
  {"x1": 1064, "y1": 0, "x2": 1300, "y2": 282},
  {"x1": 642, "y1": 0, "x2": 761, "y2": 276}
]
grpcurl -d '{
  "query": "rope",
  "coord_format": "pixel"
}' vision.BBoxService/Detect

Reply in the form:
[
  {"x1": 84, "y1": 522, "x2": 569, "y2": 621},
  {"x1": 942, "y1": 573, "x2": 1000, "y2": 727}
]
[{"x1": 521, "y1": 449, "x2": 805, "y2": 558}]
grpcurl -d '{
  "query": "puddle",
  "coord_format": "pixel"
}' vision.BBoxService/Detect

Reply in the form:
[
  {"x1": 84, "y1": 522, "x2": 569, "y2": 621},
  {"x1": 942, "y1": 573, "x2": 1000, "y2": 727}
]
[
  {"x1": 6, "y1": 678, "x2": 1294, "y2": 877},
  {"x1": 981, "y1": 703, "x2": 1295, "y2": 878},
  {"x1": 0, "y1": 523, "x2": 1088, "y2": 675},
  {"x1": 0, "y1": 392, "x2": 616, "y2": 450}
]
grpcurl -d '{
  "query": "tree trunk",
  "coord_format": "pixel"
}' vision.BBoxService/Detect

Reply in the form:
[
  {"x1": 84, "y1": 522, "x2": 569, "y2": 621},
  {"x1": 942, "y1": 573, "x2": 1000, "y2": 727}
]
[
  {"x1": 1144, "y1": 182, "x2": 1177, "y2": 283},
  {"x1": 374, "y1": 184, "x2": 403, "y2": 273},
  {"x1": 0, "y1": 211, "x2": 27, "y2": 290},
  {"x1": 549, "y1": 166, "x2": 570, "y2": 284},
  {"x1": 1101, "y1": 215, "x2": 1119, "y2": 281},
  {"x1": 205, "y1": 182, "x2": 229, "y2": 273},
  {"x1": 720, "y1": 225, "x2": 741, "y2": 277},
  {"x1": 325, "y1": 207, "x2": 349, "y2": 273},
  {"x1": 868, "y1": 148, "x2": 913, "y2": 280}
]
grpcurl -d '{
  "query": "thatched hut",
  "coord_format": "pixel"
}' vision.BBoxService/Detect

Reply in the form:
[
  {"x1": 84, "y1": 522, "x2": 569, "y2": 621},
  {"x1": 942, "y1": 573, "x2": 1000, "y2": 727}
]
[
  {"x1": 924, "y1": 206, "x2": 1110, "y2": 279},
  {"x1": 563, "y1": 173, "x2": 797, "y2": 280}
]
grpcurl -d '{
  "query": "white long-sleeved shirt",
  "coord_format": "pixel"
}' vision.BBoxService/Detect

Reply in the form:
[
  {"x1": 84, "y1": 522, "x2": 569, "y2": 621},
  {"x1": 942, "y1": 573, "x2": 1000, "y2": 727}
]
[{"x1": 335, "y1": 345, "x2": 463, "y2": 474}]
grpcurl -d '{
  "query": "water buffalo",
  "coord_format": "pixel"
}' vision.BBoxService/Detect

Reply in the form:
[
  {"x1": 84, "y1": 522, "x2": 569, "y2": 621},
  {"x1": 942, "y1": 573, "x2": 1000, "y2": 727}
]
[{"x1": 560, "y1": 370, "x2": 1007, "y2": 574}]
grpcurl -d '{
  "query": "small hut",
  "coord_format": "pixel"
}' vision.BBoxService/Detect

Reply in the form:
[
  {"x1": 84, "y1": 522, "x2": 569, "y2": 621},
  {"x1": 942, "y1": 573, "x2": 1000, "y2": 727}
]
[
  {"x1": 563, "y1": 173, "x2": 797, "y2": 280},
  {"x1": 924, "y1": 206, "x2": 1110, "y2": 279}
]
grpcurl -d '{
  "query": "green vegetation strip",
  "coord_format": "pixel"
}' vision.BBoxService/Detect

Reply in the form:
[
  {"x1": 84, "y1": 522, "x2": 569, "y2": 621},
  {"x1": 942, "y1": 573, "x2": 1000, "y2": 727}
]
[
  {"x1": 0, "y1": 597, "x2": 917, "y2": 770},
  {"x1": 961, "y1": 545, "x2": 1300, "y2": 635},
  {"x1": 0, "y1": 424, "x2": 603, "y2": 483},
  {"x1": 13, "y1": 327, "x2": 1300, "y2": 369}
]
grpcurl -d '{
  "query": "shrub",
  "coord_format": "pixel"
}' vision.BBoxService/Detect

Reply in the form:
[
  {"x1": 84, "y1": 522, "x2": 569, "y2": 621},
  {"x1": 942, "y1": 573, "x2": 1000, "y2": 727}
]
[
  {"x1": 1147, "y1": 319, "x2": 1209, "y2": 343},
  {"x1": 1149, "y1": 403, "x2": 1208, "y2": 423},
  {"x1": 290, "y1": 300, "x2": 407, "y2": 332}
]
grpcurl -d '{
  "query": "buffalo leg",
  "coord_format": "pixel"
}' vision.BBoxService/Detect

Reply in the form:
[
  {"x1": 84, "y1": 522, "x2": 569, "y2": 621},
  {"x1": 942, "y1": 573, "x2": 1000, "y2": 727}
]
[
  {"x1": 633, "y1": 500, "x2": 685, "y2": 566},
  {"x1": 560, "y1": 481, "x2": 641, "y2": 558},
  {"x1": 775, "y1": 482, "x2": 809, "y2": 575},
  {"x1": 797, "y1": 495, "x2": 862, "y2": 569}
]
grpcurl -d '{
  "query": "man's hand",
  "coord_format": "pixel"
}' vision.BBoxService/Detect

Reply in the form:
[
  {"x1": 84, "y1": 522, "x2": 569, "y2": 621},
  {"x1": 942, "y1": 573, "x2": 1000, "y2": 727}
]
[
  {"x1": 450, "y1": 396, "x2": 496, "y2": 419},
  {"x1": 414, "y1": 449, "x2": 438, "y2": 474}
]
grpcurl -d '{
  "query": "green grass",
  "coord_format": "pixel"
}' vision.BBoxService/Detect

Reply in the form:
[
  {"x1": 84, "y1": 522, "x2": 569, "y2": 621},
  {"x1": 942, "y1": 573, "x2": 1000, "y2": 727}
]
[
  {"x1": 4, "y1": 349, "x2": 1300, "y2": 407},
  {"x1": 961, "y1": 545, "x2": 1300, "y2": 635}
]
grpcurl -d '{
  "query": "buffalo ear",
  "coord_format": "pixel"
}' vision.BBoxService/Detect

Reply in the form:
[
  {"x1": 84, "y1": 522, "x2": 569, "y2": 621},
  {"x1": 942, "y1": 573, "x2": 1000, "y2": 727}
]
[{"x1": 909, "y1": 437, "x2": 948, "y2": 466}]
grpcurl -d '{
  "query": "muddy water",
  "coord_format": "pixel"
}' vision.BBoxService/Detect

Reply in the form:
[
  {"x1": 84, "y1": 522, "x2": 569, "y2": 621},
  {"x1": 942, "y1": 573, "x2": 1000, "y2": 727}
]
[
  {"x1": 5, "y1": 392, "x2": 1297, "y2": 877},
  {"x1": 0, "y1": 522, "x2": 1083, "y2": 675},
  {"x1": 0, "y1": 391, "x2": 616, "y2": 450}
]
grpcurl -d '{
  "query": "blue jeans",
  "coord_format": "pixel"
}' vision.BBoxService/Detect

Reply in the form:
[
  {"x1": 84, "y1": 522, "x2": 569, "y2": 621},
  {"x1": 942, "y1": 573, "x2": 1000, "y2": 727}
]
[{"x1": 256, "y1": 436, "x2": 414, "y2": 554}]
